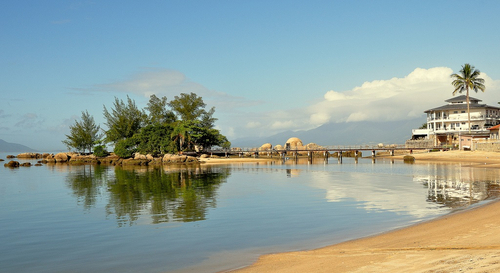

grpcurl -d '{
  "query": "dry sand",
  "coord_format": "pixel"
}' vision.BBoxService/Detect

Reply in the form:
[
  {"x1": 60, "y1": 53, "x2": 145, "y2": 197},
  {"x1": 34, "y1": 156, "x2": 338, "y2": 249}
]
[{"x1": 231, "y1": 150, "x2": 500, "y2": 273}]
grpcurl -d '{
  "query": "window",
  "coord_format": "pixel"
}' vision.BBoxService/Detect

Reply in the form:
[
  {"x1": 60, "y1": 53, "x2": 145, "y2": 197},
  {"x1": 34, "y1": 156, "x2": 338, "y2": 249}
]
[
  {"x1": 456, "y1": 123, "x2": 460, "y2": 127},
  {"x1": 453, "y1": 111, "x2": 458, "y2": 114},
  {"x1": 461, "y1": 111, "x2": 466, "y2": 113}
]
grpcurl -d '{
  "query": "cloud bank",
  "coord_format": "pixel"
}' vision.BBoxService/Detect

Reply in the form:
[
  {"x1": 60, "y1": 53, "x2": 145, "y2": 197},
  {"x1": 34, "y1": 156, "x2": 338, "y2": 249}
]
[{"x1": 234, "y1": 67, "x2": 499, "y2": 138}]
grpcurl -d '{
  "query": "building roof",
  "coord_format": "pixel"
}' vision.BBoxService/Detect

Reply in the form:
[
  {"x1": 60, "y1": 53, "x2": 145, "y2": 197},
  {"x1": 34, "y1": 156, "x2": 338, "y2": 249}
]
[
  {"x1": 425, "y1": 96, "x2": 500, "y2": 113},
  {"x1": 445, "y1": 95, "x2": 481, "y2": 103},
  {"x1": 488, "y1": 124, "x2": 500, "y2": 131}
]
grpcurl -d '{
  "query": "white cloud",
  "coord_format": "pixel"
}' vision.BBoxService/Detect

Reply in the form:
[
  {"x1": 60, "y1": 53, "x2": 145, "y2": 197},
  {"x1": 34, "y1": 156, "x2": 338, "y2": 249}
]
[
  {"x1": 309, "y1": 67, "x2": 500, "y2": 126},
  {"x1": 226, "y1": 66, "x2": 500, "y2": 140},
  {"x1": 271, "y1": 120, "x2": 295, "y2": 130}
]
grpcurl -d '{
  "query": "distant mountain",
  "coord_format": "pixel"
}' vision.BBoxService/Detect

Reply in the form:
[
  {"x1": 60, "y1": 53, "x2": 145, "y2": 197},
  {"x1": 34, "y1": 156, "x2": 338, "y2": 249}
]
[
  {"x1": 230, "y1": 118, "x2": 424, "y2": 147},
  {"x1": 0, "y1": 139, "x2": 38, "y2": 153}
]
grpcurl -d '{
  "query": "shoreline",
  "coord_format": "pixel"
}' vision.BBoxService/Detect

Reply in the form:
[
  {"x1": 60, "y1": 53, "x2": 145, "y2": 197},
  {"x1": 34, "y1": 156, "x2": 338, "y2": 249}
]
[{"x1": 232, "y1": 150, "x2": 500, "y2": 273}]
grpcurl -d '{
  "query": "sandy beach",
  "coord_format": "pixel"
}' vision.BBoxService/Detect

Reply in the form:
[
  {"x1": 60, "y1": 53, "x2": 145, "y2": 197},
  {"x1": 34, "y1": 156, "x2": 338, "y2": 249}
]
[{"x1": 232, "y1": 150, "x2": 500, "y2": 273}]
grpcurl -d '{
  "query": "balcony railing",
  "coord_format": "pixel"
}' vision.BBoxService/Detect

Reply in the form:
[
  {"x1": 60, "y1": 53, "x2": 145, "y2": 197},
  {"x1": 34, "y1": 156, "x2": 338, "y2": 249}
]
[{"x1": 427, "y1": 115, "x2": 500, "y2": 122}]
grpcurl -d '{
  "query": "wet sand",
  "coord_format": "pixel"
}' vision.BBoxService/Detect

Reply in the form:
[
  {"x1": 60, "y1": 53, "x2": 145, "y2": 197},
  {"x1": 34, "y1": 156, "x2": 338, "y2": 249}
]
[{"x1": 231, "y1": 150, "x2": 500, "y2": 273}]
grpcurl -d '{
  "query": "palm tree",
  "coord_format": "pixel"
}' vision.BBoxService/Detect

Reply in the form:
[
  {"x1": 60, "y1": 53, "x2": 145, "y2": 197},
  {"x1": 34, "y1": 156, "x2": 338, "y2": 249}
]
[
  {"x1": 171, "y1": 121, "x2": 191, "y2": 152},
  {"x1": 451, "y1": 64, "x2": 486, "y2": 133}
]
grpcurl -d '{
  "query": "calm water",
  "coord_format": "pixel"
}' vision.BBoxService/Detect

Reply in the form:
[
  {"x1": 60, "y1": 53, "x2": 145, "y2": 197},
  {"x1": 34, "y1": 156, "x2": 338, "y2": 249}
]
[{"x1": 2, "y1": 153, "x2": 500, "y2": 273}]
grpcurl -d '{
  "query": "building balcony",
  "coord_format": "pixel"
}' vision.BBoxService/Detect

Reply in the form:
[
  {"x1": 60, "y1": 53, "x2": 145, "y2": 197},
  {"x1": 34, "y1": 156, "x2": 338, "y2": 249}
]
[{"x1": 427, "y1": 115, "x2": 500, "y2": 122}]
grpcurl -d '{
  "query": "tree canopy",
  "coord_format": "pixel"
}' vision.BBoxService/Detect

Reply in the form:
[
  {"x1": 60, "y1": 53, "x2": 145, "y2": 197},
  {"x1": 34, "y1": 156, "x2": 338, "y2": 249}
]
[
  {"x1": 451, "y1": 63, "x2": 486, "y2": 133},
  {"x1": 63, "y1": 93, "x2": 230, "y2": 157},
  {"x1": 62, "y1": 110, "x2": 101, "y2": 154}
]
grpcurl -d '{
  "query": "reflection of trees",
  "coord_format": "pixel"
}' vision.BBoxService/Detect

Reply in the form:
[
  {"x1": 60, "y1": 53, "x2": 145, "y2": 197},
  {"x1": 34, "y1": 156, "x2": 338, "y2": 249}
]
[
  {"x1": 66, "y1": 164, "x2": 230, "y2": 226},
  {"x1": 65, "y1": 165, "x2": 108, "y2": 210}
]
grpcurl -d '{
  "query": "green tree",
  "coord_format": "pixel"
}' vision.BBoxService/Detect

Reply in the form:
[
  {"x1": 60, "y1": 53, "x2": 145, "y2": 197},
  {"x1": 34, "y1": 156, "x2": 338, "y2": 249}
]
[
  {"x1": 170, "y1": 121, "x2": 193, "y2": 152},
  {"x1": 133, "y1": 124, "x2": 175, "y2": 156},
  {"x1": 103, "y1": 96, "x2": 146, "y2": 143},
  {"x1": 419, "y1": 123, "x2": 427, "y2": 129},
  {"x1": 62, "y1": 110, "x2": 101, "y2": 154},
  {"x1": 168, "y1": 92, "x2": 207, "y2": 121},
  {"x1": 451, "y1": 64, "x2": 486, "y2": 133},
  {"x1": 145, "y1": 94, "x2": 176, "y2": 125},
  {"x1": 113, "y1": 137, "x2": 138, "y2": 158}
]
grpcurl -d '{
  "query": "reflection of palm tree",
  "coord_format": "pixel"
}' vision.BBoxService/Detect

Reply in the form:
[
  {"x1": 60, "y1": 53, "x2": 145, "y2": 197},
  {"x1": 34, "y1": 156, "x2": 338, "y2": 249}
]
[{"x1": 451, "y1": 64, "x2": 486, "y2": 133}]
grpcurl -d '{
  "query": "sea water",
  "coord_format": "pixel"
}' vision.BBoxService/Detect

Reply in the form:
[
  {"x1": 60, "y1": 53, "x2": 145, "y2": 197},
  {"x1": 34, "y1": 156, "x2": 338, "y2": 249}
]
[{"x1": 1, "y1": 153, "x2": 500, "y2": 273}]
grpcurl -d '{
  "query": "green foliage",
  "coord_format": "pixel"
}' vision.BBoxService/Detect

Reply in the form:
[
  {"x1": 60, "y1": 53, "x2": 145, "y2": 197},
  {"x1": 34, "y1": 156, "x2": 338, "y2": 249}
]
[
  {"x1": 93, "y1": 142, "x2": 109, "y2": 157},
  {"x1": 113, "y1": 138, "x2": 138, "y2": 158},
  {"x1": 62, "y1": 110, "x2": 101, "y2": 154},
  {"x1": 419, "y1": 123, "x2": 427, "y2": 129},
  {"x1": 451, "y1": 64, "x2": 486, "y2": 133},
  {"x1": 168, "y1": 92, "x2": 207, "y2": 122},
  {"x1": 133, "y1": 124, "x2": 175, "y2": 156},
  {"x1": 103, "y1": 96, "x2": 146, "y2": 143},
  {"x1": 145, "y1": 94, "x2": 176, "y2": 125},
  {"x1": 66, "y1": 92, "x2": 229, "y2": 158},
  {"x1": 451, "y1": 64, "x2": 486, "y2": 95}
]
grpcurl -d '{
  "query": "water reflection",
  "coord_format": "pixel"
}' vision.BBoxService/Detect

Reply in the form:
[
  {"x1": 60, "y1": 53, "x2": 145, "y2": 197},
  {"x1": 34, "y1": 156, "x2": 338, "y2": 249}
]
[
  {"x1": 65, "y1": 165, "x2": 230, "y2": 226},
  {"x1": 414, "y1": 163, "x2": 500, "y2": 209}
]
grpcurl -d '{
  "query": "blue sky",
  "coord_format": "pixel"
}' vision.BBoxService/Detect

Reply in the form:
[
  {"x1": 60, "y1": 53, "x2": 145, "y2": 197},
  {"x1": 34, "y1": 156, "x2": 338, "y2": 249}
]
[{"x1": 2, "y1": 0, "x2": 500, "y2": 151}]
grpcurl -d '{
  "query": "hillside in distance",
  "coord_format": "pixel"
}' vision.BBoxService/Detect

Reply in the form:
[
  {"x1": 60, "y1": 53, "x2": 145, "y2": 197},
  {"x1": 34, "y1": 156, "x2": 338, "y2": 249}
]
[
  {"x1": 0, "y1": 139, "x2": 38, "y2": 153},
  {"x1": 230, "y1": 118, "x2": 424, "y2": 148}
]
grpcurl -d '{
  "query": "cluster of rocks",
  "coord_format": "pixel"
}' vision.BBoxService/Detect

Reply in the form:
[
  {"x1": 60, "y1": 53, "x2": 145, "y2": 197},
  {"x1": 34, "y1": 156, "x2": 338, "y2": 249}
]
[
  {"x1": 255, "y1": 137, "x2": 325, "y2": 156},
  {"x1": 3, "y1": 161, "x2": 40, "y2": 167},
  {"x1": 3, "y1": 152, "x2": 200, "y2": 168}
]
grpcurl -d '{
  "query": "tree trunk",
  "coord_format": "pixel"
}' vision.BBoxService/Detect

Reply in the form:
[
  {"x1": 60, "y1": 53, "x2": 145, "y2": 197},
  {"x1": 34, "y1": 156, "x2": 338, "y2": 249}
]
[{"x1": 467, "y1": 87, "x2": 471, "y2": 134}]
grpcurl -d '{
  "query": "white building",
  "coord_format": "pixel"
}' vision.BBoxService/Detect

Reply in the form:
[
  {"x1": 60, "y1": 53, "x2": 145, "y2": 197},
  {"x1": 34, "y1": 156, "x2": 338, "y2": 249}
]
[{"x1": 411, "y1": 95, "x2": 500, "y2": 146}]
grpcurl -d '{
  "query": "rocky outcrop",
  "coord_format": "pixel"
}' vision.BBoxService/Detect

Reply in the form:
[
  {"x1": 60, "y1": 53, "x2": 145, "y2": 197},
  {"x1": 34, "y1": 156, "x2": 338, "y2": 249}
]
[
  {"x1": 163, "y1": 154, "x2": 199, "y2": 164},
  {"x1": 4, "y1": 160, "x2": 20, "y2": 168},
  {"x1": 121, "y1": 158, "x2": 149, "y2": 166},
  {"x1": 69, "y1": 155, "x2": 99, "y2": 165},
  {"x1": 17, "y1": 153, "x2": 42, "y2": 159},
  {"x1": 285, "y1": 137, "x2": 304, "y2": 150},
  {"x1": 6, "y1": 155, "x2": 15, "y2": 158},
  {"x1": 20, "y1": 162, "x2": 31, "y2": 167}
]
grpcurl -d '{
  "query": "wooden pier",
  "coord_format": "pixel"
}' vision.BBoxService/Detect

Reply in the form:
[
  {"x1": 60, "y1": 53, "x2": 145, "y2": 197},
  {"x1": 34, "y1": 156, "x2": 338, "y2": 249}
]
[{"x1": 193, "y1": 144, "x2": 445, "y2": 162}]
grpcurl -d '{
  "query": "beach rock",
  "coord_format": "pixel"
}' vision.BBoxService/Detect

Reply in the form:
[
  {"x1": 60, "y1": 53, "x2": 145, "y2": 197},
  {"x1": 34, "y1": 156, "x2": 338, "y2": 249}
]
[
  {"x1": 35, "y1": 163, "x2": 43, "y2": 166},
  {"x1": 121, "y1": 158, "x2": 149, "y2": 166},
  {"x1": 199, "y1": 154, "x2": 209, "y2": 159},
  {"x1": 69, "y1": 154, "x2": 99, "y2": 165},
  {"x1": 134, "y1": 153, "x2": 147, "y2": 160},
  {"x1": 54, "y1": 153, "x2": 70, "y2": 162},
  {"x1": 163, "y1": 153, "x2": 199, "y2": 163},
  {"x1": 6, "y1": 155, "x2": 15, "y2": 158},
  {"x1": 163, "y1": 154, "x2": 173, "y2": 162},
  {"x1": 403, "y1": 155, "x2": 415, "y2": 163},
  {"x1": 285, "y1": 137, "x2": 304, "y2": 149},
  {"x1": 17, "y1": 153, "x2": 42, "y2": 159},
  {"x1": 20, "y1": 162, "x2": 32, "y2": 167},
  {"x1": 0, "y1": 159, "x2": 4, "y2": 162},
  {"x1": 274, "y1": 144, "x2": 283, "y2": 150},
  {"x1": 259, "y1": 143, "x2": 272, "y2": 151},
  {"x1": 170, "y1": 155, "x2": 187, "y2": 163},
  {"x1": 4, "y1": 160, "x2": 20, "y2": 168},
  {"x1": 42, "y1": 153, "x2": 51, "y2": 159},
  {"x1": 43, "y1": 154, "x2": 56, "y2": 163},
  {"x1": 149, "y1": 157, "x2": 162, "y2": 165}
]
